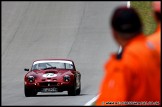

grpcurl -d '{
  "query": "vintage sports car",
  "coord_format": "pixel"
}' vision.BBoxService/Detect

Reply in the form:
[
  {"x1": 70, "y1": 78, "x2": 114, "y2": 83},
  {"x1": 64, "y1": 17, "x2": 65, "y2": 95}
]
[{"x1": 24, "y1": 59, "x2": 81, "y2": 97}]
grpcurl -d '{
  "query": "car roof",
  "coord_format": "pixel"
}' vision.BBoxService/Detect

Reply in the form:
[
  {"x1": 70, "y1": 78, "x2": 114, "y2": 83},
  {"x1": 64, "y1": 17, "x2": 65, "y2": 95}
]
[{"x1": 33, "y1": 59, "x2": 74, "y2": 63}]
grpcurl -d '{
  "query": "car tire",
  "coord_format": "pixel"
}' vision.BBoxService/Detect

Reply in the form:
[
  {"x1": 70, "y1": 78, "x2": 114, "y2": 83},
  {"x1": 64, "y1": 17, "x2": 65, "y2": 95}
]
[
  {"x1": 76, "y1": 83, "x2": 81, "y2": 95},
  {"x1": 24, "y1": 85, "x2": 37, "y2": 97}
]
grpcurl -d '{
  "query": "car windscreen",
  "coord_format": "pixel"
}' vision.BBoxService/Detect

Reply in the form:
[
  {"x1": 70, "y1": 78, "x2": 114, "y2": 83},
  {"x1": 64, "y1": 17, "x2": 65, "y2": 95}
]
[{"x1": 32, "y1": 61, "x2": 74, "y2": 70}]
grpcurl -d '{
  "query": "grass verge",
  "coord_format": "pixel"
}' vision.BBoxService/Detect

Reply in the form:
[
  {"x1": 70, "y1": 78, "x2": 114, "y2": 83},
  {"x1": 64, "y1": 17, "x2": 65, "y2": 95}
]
[{"x1": 131, "y1": 1, "x2": 157, "y2": 35}]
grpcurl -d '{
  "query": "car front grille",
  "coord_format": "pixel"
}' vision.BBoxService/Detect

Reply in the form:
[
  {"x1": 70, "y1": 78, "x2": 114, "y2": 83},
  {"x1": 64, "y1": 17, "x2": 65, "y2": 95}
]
[{"x1": 39, "y1": 82, "x2": 58, "y2": 87}]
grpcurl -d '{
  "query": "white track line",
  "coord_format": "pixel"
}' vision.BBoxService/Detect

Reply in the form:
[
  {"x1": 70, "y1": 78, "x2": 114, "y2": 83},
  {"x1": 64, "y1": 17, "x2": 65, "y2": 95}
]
[
  {"x1": 84, "y1": 95, "x2": 99, "y2": 106},
  {"x1": 84, "y1": 1, "x2": 130, "y2": 106}
]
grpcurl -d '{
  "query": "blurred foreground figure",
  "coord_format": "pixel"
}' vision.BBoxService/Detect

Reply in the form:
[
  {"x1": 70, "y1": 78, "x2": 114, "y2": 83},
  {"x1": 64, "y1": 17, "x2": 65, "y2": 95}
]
[
  {"x1": 147, "y1": 1, "x2": 161, "y2": 55},
  {"x1": 96, "y1": 6, "x2": 160, "y2": 106}
]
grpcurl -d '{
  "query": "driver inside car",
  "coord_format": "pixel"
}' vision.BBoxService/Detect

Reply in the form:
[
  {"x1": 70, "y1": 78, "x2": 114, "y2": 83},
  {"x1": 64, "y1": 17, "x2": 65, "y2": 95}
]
[{"x1": 38, "y1": 63, "x2": 47, "y2": 70}]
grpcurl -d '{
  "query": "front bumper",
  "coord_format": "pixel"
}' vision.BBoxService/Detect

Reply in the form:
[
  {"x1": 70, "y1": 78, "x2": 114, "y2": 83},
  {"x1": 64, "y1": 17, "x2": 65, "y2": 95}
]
[{"x1": 25, "y1": 81, "x2": 73, "y2": 92}]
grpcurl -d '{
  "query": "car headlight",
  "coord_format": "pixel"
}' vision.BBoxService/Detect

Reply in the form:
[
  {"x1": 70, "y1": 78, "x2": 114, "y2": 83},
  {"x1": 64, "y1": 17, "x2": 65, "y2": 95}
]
[
  {"x1": 63, "y1": 75, "x2": 70, "y2": 82},
  {"x1": 28, "y1": 75, "x2": 35, "y2": 82}
]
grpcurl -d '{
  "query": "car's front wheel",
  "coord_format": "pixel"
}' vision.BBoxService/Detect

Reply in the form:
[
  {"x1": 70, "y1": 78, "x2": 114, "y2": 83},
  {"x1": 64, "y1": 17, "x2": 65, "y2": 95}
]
[
  {"x1": 24, "y1": 85, "x2": 37, "y2": 97},
  {"x1": 76, "y1": 83, "x2": 81, "y2": 95}
]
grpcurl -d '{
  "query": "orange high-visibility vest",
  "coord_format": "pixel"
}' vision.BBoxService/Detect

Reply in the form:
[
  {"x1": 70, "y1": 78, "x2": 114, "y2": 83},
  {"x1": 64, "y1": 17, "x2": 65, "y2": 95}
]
[{"x1": 96, "y1": 34, "x2": 161, "y2": 106}]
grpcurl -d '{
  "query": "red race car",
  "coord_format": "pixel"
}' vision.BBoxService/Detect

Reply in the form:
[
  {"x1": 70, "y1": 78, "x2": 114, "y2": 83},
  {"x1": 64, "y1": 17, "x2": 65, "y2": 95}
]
[{"x1": 24, "y1": 59, "x2": 81, "y2": 97}]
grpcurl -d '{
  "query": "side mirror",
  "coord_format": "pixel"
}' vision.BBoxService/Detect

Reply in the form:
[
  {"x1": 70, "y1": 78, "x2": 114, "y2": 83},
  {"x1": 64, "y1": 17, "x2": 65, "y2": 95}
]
[{"x1": 24, "y1": 68, "x2": 29, "y2": 71}]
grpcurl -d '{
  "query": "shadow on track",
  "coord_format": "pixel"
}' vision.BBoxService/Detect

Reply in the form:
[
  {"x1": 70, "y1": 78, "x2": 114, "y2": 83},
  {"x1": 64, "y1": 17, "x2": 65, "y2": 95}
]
[{"x1": 32, "y1": 93, "x2": 88, "y2": 97}]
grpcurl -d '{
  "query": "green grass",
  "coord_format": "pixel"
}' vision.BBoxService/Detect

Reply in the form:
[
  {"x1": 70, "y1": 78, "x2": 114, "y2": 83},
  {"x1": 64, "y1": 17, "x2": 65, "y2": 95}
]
[{"x1": 131, "y1": 1, "x2": 157, "y2": 35}]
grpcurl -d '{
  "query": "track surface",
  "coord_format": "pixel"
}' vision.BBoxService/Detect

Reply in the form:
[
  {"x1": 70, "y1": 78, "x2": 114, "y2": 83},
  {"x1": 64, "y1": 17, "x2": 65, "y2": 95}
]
[{"x1": 2, "y1": 1, "x2": 126, "y2": 105}]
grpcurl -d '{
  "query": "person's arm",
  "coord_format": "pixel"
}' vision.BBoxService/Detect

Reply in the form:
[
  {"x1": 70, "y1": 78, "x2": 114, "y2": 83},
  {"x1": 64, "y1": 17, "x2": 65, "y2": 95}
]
[{"x1": 96, "y1": 55, "x2": 128, "y2": 106}]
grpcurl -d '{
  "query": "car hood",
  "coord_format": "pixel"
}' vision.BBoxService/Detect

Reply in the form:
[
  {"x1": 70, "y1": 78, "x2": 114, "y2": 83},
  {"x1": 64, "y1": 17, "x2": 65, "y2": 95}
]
[{"x1": 26, "y1": 69, "x2": 74, "y2": 82}]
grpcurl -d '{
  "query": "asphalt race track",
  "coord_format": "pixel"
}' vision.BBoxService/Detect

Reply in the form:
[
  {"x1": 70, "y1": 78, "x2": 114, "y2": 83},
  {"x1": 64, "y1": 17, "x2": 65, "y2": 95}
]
[{"x1": 2, "y1": 1, "x2": 126, "y2": 105}]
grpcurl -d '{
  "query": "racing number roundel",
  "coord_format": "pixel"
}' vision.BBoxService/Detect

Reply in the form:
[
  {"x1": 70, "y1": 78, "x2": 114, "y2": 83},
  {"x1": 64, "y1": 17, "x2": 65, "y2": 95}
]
[{"x1": 43, "y1": 73, "x2": 57, "y2": 77}]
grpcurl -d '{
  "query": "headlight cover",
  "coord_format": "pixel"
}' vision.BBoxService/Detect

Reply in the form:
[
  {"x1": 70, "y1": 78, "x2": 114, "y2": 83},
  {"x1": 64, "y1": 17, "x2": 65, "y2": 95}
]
[
  {"x1": 63, "y1": 75, "x2": 70, "y2": 82},
  {"x1": 28, "y1": 75, "x2": 35, "y2": 82}
]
